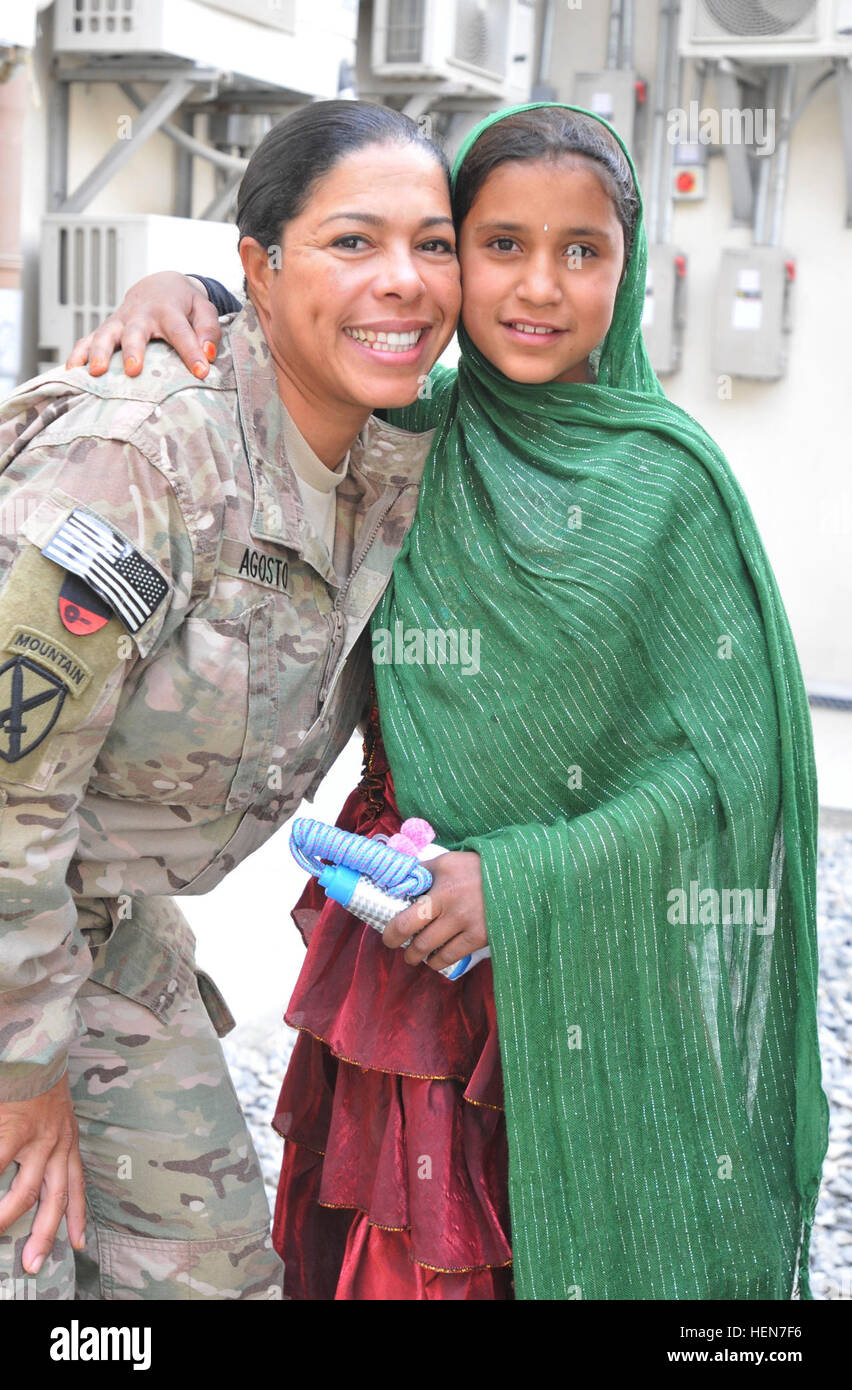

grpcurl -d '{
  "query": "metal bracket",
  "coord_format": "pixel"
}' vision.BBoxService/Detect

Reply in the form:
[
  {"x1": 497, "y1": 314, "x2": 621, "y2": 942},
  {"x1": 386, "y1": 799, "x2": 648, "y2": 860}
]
[{"x1": 58, "y1": 74, "x2": 201, "y2": 214}]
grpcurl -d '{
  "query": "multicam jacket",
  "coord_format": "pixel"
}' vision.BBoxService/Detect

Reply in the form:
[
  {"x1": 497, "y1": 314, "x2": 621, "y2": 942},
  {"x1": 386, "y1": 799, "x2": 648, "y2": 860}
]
[{"x1": 0, "y1": 304, "x2": 433, "y2": 1102}]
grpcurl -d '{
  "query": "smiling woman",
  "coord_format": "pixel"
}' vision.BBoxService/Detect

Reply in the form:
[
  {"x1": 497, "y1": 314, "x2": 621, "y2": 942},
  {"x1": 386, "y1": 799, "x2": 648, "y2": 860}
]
[
  {"x1": 235, "y1": 114, "x2": 459, "y2": 464},
  {"x1": 0, "y1": 100, "x2": 467, "y2": 1303}
]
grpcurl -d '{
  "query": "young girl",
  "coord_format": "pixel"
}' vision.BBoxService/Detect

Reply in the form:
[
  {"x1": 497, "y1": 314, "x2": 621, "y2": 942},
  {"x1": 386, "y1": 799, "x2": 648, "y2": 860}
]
[{"x1": 73, "y1": 104, "x2": 829, "y2": 1302}]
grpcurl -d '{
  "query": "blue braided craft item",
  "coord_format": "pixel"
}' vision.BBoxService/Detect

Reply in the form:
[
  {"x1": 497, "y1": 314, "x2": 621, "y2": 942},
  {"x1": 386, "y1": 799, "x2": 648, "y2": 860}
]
[{"x1": 289, "y1": 818, "x2": 433, "y2": 898}]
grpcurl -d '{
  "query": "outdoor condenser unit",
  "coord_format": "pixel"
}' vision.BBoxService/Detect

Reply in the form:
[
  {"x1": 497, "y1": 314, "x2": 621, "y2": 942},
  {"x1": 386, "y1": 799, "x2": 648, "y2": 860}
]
[
  {"x1": 712, "y1": 246, "x2": 795, "y2": 379},
  {"x1": 679, "y1": 0, "x2": 852, "y2": 61},
  {"x1": 39, "y1": 213, "x2": 241, "y2": 368},
  {"x1": 371, "y1": 0, "x2": 535, "y2": 102},
  {"x1": 53, "y1": 0, "x2": 358, "y2": 97}
]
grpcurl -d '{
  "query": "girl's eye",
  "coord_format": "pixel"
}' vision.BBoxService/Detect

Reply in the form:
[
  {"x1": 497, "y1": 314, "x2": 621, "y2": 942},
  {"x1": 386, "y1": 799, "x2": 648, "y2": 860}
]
[
  {"x1": 489, "y1": 236, "x2": 519, "y2": 253},
  {"x1": 565, "y1": 243, "x2": 594, "y2": 260}
]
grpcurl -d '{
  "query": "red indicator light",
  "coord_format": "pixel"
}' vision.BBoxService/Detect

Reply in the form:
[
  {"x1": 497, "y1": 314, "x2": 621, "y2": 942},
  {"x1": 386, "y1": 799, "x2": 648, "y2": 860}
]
[
  {"x1": 785, "y1": 259, "x2": 796, "y2": 281},
  {"x1": 674, "y1": 255, "x2": 687, "y2": 277},
  {"x1": 635, "y1": 80, "x2": 647, "y2": 103},
  {"x1": 676, "y1": 171, "x2": 696, "y2": 193}
]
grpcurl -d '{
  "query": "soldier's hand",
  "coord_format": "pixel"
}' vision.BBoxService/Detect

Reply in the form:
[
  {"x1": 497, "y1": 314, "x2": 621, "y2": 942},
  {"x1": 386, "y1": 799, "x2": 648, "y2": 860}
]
[
  {"x1": 381, "y1": 851, "x2": 487, "y2": 973},
  {"x1": 0, "y1": 1073, "x2": 87, "y2": 1272},
  {"x1": 65, "y1": 271, "x2": 222, "y2": 381}
]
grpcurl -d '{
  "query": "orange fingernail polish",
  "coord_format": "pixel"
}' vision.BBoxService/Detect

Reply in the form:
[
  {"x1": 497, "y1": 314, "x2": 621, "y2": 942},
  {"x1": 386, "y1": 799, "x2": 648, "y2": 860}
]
[
  {"x1": 125, "y1": 357, "x2": 138, "y2": 372},
  {"x1": 192, "y1": 361, "x2": 208, "y2": 379},
  {"x1": 203, "y1": 341, "x2": 216, "y2": 362}
]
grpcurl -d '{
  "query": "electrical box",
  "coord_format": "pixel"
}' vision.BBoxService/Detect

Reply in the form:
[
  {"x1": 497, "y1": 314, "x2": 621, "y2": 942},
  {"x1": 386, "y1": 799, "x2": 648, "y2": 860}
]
[
  {"x1": 642, "y1": 245, "x2": 687, "y2": 377},
  {"x1": 671, "y1": 142, "x2": 708, "y2": 201},
  {"x1": 53, "y1": 0, "x2": 357, "y2": 98},
  {"x1": 712, "y1": 247, "x2": 795, "y2": 380},
  {"x1": 39, "y1": 213, "x2": 241, "y2": 367},
  {"x1": 573, "y1": 70, "x2": 639, "y2": 153}
]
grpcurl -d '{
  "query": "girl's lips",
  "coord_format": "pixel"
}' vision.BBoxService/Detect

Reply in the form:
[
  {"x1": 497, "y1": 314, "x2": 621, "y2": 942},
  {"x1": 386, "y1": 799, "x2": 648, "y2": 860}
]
[
  {"x1": 342, "y1": 326, "x2": 432, "y2": 366},
  {"x1": 502, "y1": 321, "x2": 567, "y2": 344}
]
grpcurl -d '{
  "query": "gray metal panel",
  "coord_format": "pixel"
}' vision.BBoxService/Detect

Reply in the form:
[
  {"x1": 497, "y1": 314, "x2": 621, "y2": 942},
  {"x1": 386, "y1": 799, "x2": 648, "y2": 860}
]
[
  {"x1": 642, "y1": 243, "x2": 687, "y2": 377},
  {"x1": 572, "y1": 68, "x2": 637, "y2": 152},
  {"x1": 712, "y1": 246, "x2": 794, "y2": 380}
]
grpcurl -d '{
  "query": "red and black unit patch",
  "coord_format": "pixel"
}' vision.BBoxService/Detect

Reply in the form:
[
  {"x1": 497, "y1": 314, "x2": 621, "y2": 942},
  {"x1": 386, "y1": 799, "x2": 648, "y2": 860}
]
[
  {"x1": 43, "y1": 507, "x2": 169, "y2": 634},
  {"x1": 58, "y1": 571, "x2": 112, "y2": 635}
]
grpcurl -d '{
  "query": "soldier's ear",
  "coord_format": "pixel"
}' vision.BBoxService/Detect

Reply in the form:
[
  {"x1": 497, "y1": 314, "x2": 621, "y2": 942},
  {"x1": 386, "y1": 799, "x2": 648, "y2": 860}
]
[{"x1": 239, "y1": 237, "x2": 274, "y2": 317}]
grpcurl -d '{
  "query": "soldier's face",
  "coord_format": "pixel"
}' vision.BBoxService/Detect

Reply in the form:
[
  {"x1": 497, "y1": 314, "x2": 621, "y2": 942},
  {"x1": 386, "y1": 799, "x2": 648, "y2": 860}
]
[{"x1": 247, "y1": 143, "x2": 460, "y2": 414}]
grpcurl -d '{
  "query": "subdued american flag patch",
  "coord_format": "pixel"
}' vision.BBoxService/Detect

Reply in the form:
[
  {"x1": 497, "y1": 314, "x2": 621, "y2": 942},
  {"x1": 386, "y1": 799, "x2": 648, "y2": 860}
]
[{"x1": 42, "y1": 507, "x2": 169, "y2": 634}]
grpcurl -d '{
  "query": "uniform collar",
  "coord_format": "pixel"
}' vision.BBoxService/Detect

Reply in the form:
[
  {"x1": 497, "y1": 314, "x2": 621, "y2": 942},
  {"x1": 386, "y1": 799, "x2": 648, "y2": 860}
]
[{"x1": 230, "y1": 303, "x2": 435, "y2": 559}]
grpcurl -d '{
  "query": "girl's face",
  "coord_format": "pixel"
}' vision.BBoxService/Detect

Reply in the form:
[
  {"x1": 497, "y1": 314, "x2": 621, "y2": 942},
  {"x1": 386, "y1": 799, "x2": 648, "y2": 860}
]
[
  {"x1": 244, "y1": 142, "x2": 460, "y2": 412},
  {"x1": 458, "y1": 155, "x2": 625, "y2": 384}
]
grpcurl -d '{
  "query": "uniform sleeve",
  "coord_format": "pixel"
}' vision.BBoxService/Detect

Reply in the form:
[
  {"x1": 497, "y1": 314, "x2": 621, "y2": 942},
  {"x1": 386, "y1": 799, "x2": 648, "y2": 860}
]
[
  {"x1": 189, "y1": 275, "x2": 243, "y2": 316},
  {"x1": 0, "y1": 435, "x2": 192, "y2": 1102}
]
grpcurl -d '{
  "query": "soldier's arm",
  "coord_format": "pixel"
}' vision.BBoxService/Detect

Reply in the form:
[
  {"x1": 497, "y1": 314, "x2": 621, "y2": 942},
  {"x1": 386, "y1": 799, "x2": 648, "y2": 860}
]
[
  {"x1": 0, "y1": 432, "x2": 192, "y2": 1268},
  {"x1": 0, "y1": 433, "x2": 191, "y2": 1102},
  {"x1": 65, "y1": 271, "x2": 235, "y2": 380}
]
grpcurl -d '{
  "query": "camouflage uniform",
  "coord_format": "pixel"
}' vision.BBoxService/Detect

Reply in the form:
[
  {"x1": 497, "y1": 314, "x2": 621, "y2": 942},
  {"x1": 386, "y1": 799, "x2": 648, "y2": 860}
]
[{"x1": 0, "y1": 304, "x2": 433, "y2": 1299}]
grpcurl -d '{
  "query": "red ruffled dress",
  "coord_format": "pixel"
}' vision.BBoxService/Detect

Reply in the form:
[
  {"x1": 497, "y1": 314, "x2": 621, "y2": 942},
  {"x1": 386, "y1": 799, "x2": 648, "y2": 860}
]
[{"x1": 271, "y1": 705, "x2": 513, "y2": 1300}]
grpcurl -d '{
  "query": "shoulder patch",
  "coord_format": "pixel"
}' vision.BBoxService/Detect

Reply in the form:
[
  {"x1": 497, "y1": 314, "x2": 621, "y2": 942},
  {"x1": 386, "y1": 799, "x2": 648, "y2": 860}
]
[
  {"x1": 42, "y1": 507, "x2": 169, "y2": 634},
  {"x1": 0, "y1": 655, "x2": 68, "y2": 763}
]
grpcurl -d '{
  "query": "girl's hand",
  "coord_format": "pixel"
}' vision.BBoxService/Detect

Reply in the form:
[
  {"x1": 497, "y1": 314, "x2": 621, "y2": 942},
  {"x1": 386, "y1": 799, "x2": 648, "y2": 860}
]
[
  {"x1": 65, "y1": 273, "x2": 222, "y2": 380},
  {"x1": 381, "y1": 851, "x2": 487, "y2": 973}
]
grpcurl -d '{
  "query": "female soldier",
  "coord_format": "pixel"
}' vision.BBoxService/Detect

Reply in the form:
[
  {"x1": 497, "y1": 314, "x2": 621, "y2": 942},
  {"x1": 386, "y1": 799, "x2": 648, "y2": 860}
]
[{"x1": 0, "y1": 100, "x2": 463, "y2": 1300}]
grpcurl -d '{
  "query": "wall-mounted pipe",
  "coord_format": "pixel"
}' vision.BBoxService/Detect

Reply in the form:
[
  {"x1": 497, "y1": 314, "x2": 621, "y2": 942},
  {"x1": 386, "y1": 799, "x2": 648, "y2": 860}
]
[
  {"x1": 607, "y1": 0, "x2": 623, "y2": 70},
  {"x1": 769, "y1": 64, "x2": 795, "y2": 247},
  {"x1": 646, "y1": 0, "x2": 675, "y2": 244},
  {"x1": 620, "y1": 0, "x2": 635, "y2": 71}
]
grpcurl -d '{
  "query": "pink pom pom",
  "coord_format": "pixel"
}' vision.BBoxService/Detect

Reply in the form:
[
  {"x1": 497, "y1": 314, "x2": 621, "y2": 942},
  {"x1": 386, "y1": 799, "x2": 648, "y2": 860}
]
[
  {"x1": 398, "y1": 817, "x2": 435, "y2": 850},
  {"x1": 386, "y1": 834, "x2": 418, "y2": 855}
]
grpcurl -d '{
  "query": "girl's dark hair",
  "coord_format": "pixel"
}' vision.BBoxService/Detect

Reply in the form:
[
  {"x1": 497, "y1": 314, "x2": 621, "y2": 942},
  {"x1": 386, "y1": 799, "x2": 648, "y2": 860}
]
[
  {"x1": 452, "y1": 107, "x2": 639, "y2": 270},
  {"x1": 236, "y1": 99, "x2": 450, "y2": 254}
]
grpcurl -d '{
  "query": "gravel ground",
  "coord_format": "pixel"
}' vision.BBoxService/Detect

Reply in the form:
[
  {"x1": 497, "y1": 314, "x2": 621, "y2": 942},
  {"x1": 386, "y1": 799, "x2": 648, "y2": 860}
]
[{"x1": 224, "y1": 818, "x2": 852, "y2": 1299}]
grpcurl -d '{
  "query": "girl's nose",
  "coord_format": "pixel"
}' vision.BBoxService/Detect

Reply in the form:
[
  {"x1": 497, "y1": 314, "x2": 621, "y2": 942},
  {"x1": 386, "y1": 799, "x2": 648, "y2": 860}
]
[{"x1": 517, "y1": 257, "x2": 563, "y2": 306}]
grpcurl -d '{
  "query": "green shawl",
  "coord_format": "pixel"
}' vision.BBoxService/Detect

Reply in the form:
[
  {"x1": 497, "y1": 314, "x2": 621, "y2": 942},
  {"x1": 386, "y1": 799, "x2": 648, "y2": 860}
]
[{"x1": 374, "y1": 104, "x2": 828, "y2": 1299}]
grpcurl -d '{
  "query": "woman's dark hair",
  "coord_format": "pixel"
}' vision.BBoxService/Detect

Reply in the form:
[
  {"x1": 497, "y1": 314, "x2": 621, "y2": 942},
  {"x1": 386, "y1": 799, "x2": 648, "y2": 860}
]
[
  {"x1": 452, "y1": 107, "x2": 640, "y2": 270},
  {"x1": 236, "y1": 99, "x2": 450, "y2": 255}
]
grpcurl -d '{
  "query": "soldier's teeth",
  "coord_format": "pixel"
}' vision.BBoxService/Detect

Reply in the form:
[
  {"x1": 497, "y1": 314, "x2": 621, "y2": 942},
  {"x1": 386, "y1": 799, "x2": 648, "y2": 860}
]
[{"x1": 344, "y1": 327, "x2": 423, "y2": 352}]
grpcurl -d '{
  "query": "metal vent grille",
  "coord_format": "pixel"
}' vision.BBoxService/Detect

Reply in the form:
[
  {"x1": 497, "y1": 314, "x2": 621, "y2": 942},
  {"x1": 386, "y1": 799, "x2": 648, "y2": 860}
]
[
  {"x1": 702, "y1": 0, "x2": 819, "y2": 36},
  {"x1": 57, "y1": 225, "x2": 119, "y2": 342},
  {"x1": 70, "y1": 0, "x2": 136, "y2": 37},
  {"x1": 453, "y1": 0, "x2": 510, "y2": 74},
  {"x1": 385, "y1": 0, "x2": 426, "y2": 62}
]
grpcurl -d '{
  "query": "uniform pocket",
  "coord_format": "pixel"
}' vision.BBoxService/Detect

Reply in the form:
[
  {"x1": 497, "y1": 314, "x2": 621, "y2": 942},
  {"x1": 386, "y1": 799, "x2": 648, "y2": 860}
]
[{"x1": 93, "y1": 598, "x2": 277, "y2": 811}]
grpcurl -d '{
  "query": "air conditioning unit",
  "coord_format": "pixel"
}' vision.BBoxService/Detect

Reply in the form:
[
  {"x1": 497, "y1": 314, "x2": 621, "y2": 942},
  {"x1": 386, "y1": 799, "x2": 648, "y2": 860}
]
[
  {"x1": 53, "y1": 0, "x2": 357, "y2": 97},
  {"x1": 679, "y1": 0, "x2": 852, "y2": 61},
  {"x1": 39, "y1": 213, "x2": 242, "y2": 367},
  {"x1": 371, "y1": 0, "x2": 535, "y2": 101}
]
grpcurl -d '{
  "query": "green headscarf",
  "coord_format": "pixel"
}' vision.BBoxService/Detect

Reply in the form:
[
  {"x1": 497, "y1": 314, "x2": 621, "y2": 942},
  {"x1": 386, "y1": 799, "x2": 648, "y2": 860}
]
[{"x1": 375, "y1": 104, "x2": 828, "y2": 1300}]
